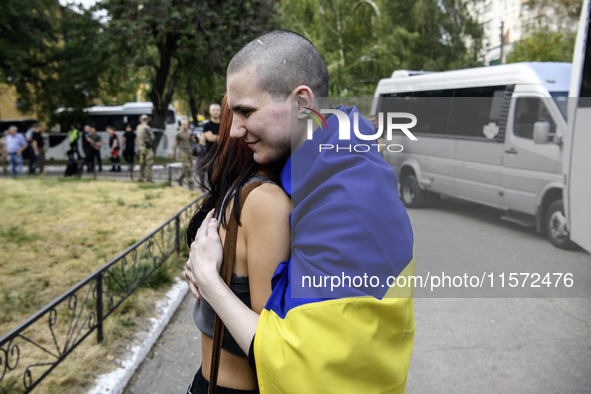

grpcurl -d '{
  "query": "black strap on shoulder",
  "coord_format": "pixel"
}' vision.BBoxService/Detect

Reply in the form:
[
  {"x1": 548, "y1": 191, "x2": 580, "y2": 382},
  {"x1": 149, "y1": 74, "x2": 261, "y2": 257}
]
[{"x1": 208, "y1": 180, "x2": 264, "y2": 394}]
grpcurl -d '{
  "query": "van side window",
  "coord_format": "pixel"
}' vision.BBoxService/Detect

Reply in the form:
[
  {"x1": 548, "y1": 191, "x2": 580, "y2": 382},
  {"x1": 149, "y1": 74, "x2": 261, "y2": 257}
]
[
  {"x1": 513, "y1": 97, "x2": 556, "y2": 139},
  {"x1": 111, "y1": 115, "x2": 125, "y2": 130},
  {"x1": 378, "y1": 94, "x2": 414, "y2": 137},
  {"x1": 378, "y1": 93, "x2": 413, "y2": 114},
  {"x1": 411, "y1": 90, "x2": 454, "y2": 134},
  {"x1": 86, "y1": 115, "x2": 110, "y2": 131},
  {"x1": 127, "y1": 115, "x2": 140, "y2": 127},
  {"x1": 379, "y1": 91, "x2": 453, "y2": 135},
  {"x1": 380, "y1": 85, "x2": 508, "y2": 138},
  {"x1": 448, "y1": 85, "x2": 507, "y2": 139}
]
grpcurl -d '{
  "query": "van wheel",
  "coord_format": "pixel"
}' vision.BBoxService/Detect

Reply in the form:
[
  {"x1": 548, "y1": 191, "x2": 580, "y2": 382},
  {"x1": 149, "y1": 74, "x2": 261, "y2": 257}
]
[
  {"x1": 546, "y1": 200, "x2": 577, "y2": 250},
  {"x1": 400, "y1": 175, "x2": 426, "y2": 208}
]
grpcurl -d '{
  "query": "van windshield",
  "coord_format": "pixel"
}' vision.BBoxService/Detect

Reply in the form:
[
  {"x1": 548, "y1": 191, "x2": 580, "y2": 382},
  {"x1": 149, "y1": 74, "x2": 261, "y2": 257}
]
[{"x1": 550, "y1": 92, "x2": 568, "y2": 122}]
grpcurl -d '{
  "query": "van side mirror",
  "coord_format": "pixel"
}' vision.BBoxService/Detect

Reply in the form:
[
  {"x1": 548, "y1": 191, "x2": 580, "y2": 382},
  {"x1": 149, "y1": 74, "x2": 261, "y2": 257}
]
[{"x1": 533, "y1": 121, "x2": 550, "y2": 144}]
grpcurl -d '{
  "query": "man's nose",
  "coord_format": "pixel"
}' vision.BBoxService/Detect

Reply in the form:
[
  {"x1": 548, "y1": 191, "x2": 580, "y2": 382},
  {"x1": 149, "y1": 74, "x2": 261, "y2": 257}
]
[{"x1": 230, "y1": 118, "x2": 246, "y2": 139}]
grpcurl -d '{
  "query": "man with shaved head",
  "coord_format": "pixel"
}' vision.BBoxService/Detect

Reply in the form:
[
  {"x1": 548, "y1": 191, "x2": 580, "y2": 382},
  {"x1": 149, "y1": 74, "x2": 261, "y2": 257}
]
[
  {"x1": 186, "y1": 30, "x2": 415, "y2": 393},
  {"x1": 203, "y1": 103, "x2": 221, "y2": 155}
]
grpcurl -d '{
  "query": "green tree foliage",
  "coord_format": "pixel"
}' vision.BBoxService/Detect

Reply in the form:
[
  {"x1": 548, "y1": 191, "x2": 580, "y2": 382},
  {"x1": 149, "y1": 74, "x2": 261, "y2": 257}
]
[
  {"x1": 0, "y1": 0, "x2": 120, "y2": 122},
  {"x1": 277, "y1": 0, "x2": 484, "y2": 96},
  {"x1": 175, "y1": 1, "x2": 280, "y2": 125},
  {"x1": 1, "y1": 0, "x2": 277, "y2": 126},
  {"x1": 506, "y1": 30, "x2": 576, "y2": 63},
  {"x1": 506, "y1": 0, "x2": 579, "y2": 64},
  {"x1": 51, "y1": 6, "x2": 114, "y2": 119},
  {"x1": 1, "y1": 0, "x2": 60, "y2": 119},
  {"x1": 99, "y1": 0, "x2": 278, "y2": 130},
  {"x1": 0, "y1": 0, "x2": 60, "y2": 119}
]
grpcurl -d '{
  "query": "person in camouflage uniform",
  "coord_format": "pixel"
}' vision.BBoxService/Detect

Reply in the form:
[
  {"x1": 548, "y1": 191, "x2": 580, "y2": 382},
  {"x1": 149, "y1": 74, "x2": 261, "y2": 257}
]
[
  {"x1": 172, "y1": 119, "x2": 196, "y2": 189},
  {"x1": 137, "y1": 114, "x2": 154, "y2": 182}
]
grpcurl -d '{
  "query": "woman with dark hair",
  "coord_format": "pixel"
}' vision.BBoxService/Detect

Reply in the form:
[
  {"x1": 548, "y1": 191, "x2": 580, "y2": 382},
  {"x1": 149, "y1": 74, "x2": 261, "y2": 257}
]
[{"x1": 185, "y1": 96, "x2": 290, "y2": 394}]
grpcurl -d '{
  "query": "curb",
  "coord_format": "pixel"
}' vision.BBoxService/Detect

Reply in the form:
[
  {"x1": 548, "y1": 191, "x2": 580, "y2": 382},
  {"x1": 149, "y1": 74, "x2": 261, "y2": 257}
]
[{"x1": 87, "y1": 277, "x2": 189, "y2": 394}]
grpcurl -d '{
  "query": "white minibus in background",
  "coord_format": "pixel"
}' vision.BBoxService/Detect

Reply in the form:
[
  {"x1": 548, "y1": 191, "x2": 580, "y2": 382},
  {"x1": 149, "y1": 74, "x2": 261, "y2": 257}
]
[
  {"x1": 564, "y1": 0, "x2": 591, "y2": 254},
  {"x1": 372, "y1": 62, "x2": 574, "y2": 249},
  {"x1": 50, "y1": 102, "x2": 178, "y2": 159}
]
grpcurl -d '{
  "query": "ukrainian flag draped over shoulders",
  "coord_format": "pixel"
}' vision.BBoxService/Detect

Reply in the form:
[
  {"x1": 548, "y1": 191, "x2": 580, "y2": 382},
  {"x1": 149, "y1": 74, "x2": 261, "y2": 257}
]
[{"x1": 255, "y1": 105, "x2": 415, "y2": 393}]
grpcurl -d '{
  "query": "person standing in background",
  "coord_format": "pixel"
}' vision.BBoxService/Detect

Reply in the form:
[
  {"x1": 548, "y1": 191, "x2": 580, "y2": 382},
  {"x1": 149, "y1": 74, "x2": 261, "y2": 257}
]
[
  {"x1": 107, "y1": 125, "x2": 121, "y2": 172},
  {"x1": 123, "y1": 124, "x2": 137, "y2": 170},
  {"x1": 137, "y1": 115, "x2": 154, "y2": 183},
  {"x1": 88, "y1": 127, "x2": 104, "y2": 172},
  {"x1": 203, "y1": 103, "x2": 221, "y2": 155},
  {"x1": 31, "y1": 123, "x2": 45, "y2": 174},
  {"x1": 82, "y1": 125, "x2": 93, "y2": 172},
  {"x1": 25, "y1": 125, "x2": 37, "y2": 174},
  {"x1": 68, "y1": 125, "x2": 80, "y2": 160},
  {"x1": 172, "y1": 119, "x2": 195, "y2": 189},
  {"x1": 191, "y1": 126, "x2": 206, "y2": 162},
  {"x1": 6, "y1": 126, "x2": 28, "y2": 177}
]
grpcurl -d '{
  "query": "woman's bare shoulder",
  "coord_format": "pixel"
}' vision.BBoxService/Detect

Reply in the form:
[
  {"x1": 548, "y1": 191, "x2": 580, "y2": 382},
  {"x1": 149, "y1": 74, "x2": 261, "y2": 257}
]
[{"x1": 241, "y1": 182, "x2": 290, "y2": 223}]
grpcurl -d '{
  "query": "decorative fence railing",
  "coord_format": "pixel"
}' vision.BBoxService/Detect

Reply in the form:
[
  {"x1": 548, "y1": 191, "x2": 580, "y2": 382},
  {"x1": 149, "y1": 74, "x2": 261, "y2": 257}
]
[
  {"x1": 0, "y1": 195, "x2": 203, "y2": 393},
  {"x1": 168, "y1": 165, "x2": 184, "y2": 185}
]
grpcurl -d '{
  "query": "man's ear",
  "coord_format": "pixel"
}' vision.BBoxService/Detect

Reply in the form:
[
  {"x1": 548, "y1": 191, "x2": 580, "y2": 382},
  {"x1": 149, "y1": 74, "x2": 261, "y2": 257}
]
[{"x1": 293, "y1": 86, "x2": 314, "y2": 120}]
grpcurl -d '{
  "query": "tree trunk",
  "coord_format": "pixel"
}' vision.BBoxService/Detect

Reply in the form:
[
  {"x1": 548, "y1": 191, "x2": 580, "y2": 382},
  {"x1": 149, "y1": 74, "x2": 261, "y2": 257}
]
[
  {"x1": 189, "y1": 94, "x2": 200, "y2": 127},
  {"x1": 187, "y1": 76, "x2": 200, "y2": 127},
  {"x1": 148, "y1": 35, "x2": 179, "y2": 131},
  {"x1": 147, "y1": 35, "x2": 179, "y2": 152}
]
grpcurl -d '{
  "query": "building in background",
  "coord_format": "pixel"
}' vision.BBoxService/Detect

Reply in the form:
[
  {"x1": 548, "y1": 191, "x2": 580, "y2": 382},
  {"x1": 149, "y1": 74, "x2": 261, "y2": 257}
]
[
  {"x1": 474, "y1": 0, "x2": 527, "y2": 65},
  {"x1": 0, "y1": 84, "x2": 39, "y2": 124},
  {"x1": 474, "y1": 0, "x2": 575, "y2": 66}
]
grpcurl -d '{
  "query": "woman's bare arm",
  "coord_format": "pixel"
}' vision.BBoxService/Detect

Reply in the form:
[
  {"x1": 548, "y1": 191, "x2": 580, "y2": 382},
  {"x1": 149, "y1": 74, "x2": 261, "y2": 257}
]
[{"x1": 186, "y1": 185, "x2": 291, "y2": 354}]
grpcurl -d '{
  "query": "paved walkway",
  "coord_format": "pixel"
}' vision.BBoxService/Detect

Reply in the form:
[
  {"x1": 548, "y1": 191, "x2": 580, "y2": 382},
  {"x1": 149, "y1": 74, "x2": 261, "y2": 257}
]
[{"x1": 123, "y1": 292, "x2": 202, "y2": 394}]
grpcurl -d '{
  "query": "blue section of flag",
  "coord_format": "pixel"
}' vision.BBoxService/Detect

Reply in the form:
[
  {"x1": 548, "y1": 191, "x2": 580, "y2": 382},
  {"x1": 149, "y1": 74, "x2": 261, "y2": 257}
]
[{"x1": 267, "y1": 104, "x2": 414, "y2": 317}]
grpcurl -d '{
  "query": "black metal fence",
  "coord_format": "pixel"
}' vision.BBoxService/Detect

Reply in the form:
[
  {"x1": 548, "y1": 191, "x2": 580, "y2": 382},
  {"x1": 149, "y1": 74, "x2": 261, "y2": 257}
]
[
  {"x1": 168, "y1": 165, "x2": 204, "y2": 189},
  {"x1": 0, "y1": 195, "x2": 203, "y2": 393}
]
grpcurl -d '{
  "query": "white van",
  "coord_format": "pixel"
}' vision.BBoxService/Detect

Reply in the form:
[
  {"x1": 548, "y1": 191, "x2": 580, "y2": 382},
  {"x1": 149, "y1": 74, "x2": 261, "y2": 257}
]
[
  {"x1": 372, "y1": 62, "x2": 573, "y2": 248},
  {"x1": 50, "y1": 102, "x2": 178, "y2": 159}
]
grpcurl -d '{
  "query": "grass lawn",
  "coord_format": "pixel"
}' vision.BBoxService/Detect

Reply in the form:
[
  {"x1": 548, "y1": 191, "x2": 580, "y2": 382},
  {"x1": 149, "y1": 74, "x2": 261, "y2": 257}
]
[{"x1": 0, "y1": 176, "x2": 200, "y2": 393}]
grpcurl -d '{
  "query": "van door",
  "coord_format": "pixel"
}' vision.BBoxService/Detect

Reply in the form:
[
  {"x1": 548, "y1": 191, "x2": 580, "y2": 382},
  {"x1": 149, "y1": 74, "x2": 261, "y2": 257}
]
[
  {"x1": 407, "y1": 90, "x2": 455, "y2": 197},
  {"x1": 502, "y1": 89, "x2": 564, "y2": 215},
  {"x1": 451, "y1": 86, "x2": 508, "y2": 208}
]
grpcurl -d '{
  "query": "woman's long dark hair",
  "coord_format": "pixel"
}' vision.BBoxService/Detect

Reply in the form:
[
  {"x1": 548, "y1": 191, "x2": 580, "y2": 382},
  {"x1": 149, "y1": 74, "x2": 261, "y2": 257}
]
[{"x1": 185, "y1": 95, "x2": 267, "y2": 247}]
